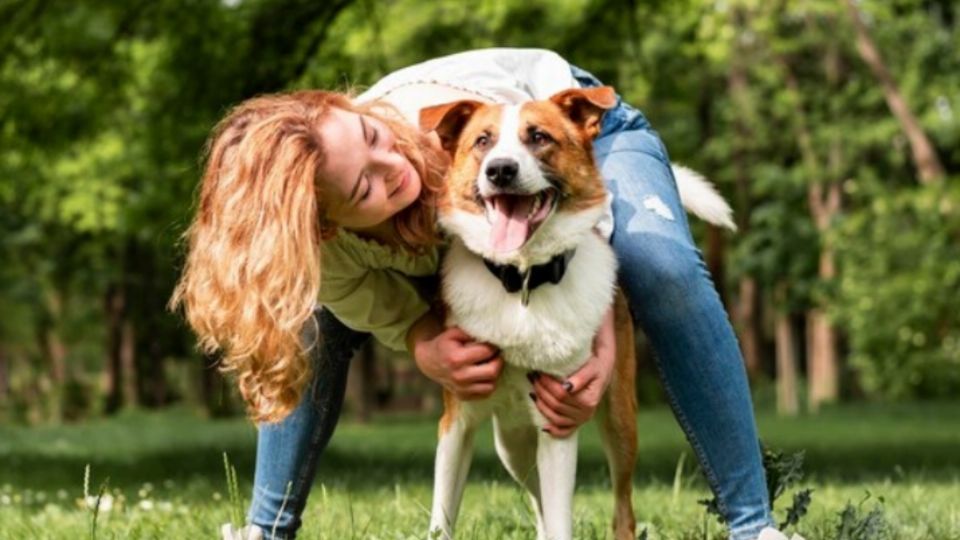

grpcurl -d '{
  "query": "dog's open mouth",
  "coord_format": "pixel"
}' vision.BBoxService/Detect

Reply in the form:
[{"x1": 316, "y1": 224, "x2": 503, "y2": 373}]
[{"x1": 483, "y1": 189, "x2": 557, "y2": 253}]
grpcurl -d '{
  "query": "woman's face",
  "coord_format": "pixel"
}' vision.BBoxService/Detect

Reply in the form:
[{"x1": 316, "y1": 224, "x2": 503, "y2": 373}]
[{"x1": 320, "y1": 107, "x2": 423, "y2": 232}]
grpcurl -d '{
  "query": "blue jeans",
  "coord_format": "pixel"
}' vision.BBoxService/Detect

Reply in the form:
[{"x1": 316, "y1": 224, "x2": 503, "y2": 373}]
[{"x1": 247, "y1": 69, "x2": 773, "y2": 540}]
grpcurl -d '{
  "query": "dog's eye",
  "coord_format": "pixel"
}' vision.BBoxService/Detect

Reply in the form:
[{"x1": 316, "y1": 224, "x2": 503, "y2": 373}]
[
  {"x1": 530, "y1": 130, "x2": 552, "y2": 145},
  {"x1": 474, "y1": 134, "x2": 490, "y2": 150}
]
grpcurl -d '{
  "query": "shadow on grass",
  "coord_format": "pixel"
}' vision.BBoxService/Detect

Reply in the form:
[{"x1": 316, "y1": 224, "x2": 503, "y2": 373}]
[{"x1": 1, "y1": 404, "x2": 958, "y2": 499}]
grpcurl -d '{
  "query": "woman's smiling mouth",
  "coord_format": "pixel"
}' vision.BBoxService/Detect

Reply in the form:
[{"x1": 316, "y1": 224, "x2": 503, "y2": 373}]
[{"x1": 389, "y1": 167, "x2": 410, "y2": 198}]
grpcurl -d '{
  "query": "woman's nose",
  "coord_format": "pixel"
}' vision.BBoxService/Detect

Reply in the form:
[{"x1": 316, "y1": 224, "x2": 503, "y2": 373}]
[{"x1": 373, "y1": 146, "x2": 404, "y2": 171}]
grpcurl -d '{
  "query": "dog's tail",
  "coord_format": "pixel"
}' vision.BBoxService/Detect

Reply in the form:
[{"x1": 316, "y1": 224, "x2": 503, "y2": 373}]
[{"x1": 671, "y1": 165, "x2": 737, "y2": 231}]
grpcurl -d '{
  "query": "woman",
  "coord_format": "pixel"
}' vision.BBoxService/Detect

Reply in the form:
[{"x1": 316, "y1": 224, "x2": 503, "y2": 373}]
[{"x1": 172, "y1": 49, "x2": 782, "y2": 540}]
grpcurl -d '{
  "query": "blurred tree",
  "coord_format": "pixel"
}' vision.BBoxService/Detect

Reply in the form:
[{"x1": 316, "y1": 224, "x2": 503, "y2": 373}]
[{"x1": 842, "y1": 0, "x2": 946, "y2": 183}]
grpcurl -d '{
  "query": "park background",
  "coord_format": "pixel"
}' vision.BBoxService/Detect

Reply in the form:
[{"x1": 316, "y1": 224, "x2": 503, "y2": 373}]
[{"x1": 0, "y1": 0, "x2": 958, "y2": 538}]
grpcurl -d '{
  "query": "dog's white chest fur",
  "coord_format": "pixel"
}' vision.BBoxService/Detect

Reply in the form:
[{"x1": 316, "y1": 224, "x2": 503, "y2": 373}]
[{"x1": 442, "y1": 232, "x2": 617, "y2": 376}]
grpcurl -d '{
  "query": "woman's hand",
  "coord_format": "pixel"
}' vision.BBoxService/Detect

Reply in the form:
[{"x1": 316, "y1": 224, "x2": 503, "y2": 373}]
[
  {"x1": 408, "y1": 314, "x2": 503, "y2": 400},
  {"x1": 531, "y1": 304, "x2": 617, "y2": 438}
]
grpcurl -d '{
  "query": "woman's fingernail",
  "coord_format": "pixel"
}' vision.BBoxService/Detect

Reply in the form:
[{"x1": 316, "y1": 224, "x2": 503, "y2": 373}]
[
  {"x1": 562, "y1": 380, "x2": 574, "y2": 392},
  {"x1": 541, "y1": 427, "x2": 550, "y2": 433},
  {"x1": 526, "y1": 372, "x2": 536, "y2": 383},
  {"x1": 528, "y1": 392, "x2": 537, "y2": 402}
]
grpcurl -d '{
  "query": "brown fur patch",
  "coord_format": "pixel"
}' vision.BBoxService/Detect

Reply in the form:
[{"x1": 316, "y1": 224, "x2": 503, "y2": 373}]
[
  {"x1": 440, "y1": 104, "x2": 505, "y2": 215},
  {"x1": 438, "y1": 388, "x2": 460, "y2": 436},
  {"x1": 519, "y1": 102, "x2": 608, "y2": 213}
]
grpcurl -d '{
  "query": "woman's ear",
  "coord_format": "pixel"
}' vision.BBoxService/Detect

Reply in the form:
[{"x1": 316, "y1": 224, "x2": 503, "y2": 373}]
[{"x1": 419, "y1": 100, "x2": 484, "y2": 154}]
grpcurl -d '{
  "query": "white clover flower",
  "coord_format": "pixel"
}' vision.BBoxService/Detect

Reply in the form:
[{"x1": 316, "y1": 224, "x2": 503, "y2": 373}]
[
  {"x1": 138, "y1": 500, "x2": 154, "y2": 511},
  {"x1": 84, "y1": 494, "x2": 114, "y2": 512},
  {"x1": 0, "y1": 495, "x2": 10, "y2": 505},
  {"x1": 758, "y1": 528, "x2": 806, "y2": 540}
]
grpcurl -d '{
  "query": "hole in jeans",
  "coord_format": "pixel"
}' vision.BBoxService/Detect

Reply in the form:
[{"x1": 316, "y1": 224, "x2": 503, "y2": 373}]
[{"x1": 642, "y1": 195, "x2": 675, "y2": 221}]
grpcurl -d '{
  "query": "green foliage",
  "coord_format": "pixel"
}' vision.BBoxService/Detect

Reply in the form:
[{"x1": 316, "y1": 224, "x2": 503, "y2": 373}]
[
  {"x1": 1, "y1": 0, "x2": 959, "y2": 422},
  {"x1": 782, "y1": 488, "x2": 813, "y2": 530},
  {"x1": 834, "y1": 494, "x2": 892, "y2": 540},
  {"x1": 763, "y1": 447, "x2": 807, "y2": 505},
  {"x1": 832, "y1": 182, "x2": 960, "y2": 399},
  {"x1": 222, "y1": 452, "x2": 244, "y2": 530}
]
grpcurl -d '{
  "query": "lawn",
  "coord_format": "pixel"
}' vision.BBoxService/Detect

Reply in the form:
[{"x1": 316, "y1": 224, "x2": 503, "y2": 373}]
[{"x1": 1, "y1": 403, "x2": 958, "y2": 539}]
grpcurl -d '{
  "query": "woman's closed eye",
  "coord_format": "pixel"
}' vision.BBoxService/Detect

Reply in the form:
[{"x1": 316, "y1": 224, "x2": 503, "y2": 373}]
[{"x1": 358, "y1": 178, "x2": 372, "y2": 202}]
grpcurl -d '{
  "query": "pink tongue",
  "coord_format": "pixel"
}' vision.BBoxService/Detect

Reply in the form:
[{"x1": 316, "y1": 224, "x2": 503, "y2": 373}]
[{"x1": 490, "y1": 196, "x2": 535, "y2": 253}]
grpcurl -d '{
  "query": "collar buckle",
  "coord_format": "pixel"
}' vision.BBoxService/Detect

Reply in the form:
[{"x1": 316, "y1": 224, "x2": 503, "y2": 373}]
[{"x1": 482, "y1": 249, "x2": 576, "y2": 305}]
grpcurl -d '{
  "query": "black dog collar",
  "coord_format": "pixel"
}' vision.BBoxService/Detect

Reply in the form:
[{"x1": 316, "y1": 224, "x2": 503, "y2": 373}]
[{"x1": 483, "y1": 250, "x2": 576, "y2": 306}]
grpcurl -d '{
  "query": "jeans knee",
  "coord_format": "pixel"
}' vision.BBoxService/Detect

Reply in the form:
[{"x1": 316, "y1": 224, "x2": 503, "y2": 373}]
[{"x1": 617, "y1": 237, "x2": 708, "y2": 315}]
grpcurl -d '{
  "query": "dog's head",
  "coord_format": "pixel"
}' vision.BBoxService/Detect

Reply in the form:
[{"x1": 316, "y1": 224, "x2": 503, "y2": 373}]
[{"x1": 420, "y1": 87, "x2": 616, "y2": 265}]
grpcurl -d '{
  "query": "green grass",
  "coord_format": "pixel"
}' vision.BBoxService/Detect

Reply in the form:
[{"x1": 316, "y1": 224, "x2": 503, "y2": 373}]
[{"x1": 1, "y1": 403, "x2": 959, "y2": 539}]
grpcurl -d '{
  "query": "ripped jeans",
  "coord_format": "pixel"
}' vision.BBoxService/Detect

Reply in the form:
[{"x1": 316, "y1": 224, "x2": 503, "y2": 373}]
[
  {"x1": 587, "y1": 67, "x2": 773, "y2": 539},
  {"x1": 246, "y1": 68, "x2": 774, "y2": 540}
]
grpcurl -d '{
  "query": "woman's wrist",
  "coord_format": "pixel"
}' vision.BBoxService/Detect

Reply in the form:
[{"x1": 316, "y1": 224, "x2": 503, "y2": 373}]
[{"x1": 406, "y1": 310, "x2": 443, "y2": 358}]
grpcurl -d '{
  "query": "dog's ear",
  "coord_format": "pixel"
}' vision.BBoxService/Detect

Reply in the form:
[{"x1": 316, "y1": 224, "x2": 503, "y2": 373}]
[
  {"x1": 549, "y1": 86, "x2": 617, "y2": 139},
  {"x1": 419, "y1": 100, "x2": 484, "y2": 154}
]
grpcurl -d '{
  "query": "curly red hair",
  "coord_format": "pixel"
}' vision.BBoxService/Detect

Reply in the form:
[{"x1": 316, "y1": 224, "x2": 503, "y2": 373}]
[{"x1": 170, "y1": 90, "x2": 446, "y2": 422}]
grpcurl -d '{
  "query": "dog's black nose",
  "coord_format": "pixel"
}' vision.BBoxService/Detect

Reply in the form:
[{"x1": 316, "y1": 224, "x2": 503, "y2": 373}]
[{"x1": 485, "y1": 158, "x2": 519, "y2": 187}]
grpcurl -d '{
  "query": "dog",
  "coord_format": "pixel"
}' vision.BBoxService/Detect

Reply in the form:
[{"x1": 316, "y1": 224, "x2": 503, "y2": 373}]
[{"x1": 419, "y1": 87, "x2": 735, "y2": 540}]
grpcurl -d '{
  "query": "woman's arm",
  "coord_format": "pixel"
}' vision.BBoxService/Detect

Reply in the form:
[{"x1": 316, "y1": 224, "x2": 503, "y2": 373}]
[
  {"x1": 407, "y1": 310, "x2": 504, "y2": 400},
  {"x1": 531, "y1": 302, "x2": 617, "y2": 437}
]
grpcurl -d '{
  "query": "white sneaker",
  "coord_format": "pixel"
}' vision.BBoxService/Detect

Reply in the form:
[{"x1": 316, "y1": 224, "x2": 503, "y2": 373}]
[
  {"x1": 221, "y1": 523, "x2": 264, "y2": 540},
  {"x1": 757, "y1": 527, "x2": 806, "y2": 540}
]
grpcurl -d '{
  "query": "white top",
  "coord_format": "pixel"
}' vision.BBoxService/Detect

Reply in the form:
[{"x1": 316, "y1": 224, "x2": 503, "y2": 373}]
[{"x1": 356, "y1": 48, "x2": 580, "y2": 105}]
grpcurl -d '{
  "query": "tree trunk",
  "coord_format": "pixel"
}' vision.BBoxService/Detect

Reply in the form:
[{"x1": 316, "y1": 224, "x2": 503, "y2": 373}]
[
  {"x1": 121, "y1": 319, "x2": 137, "y2": 407},
  {"x1": 843, "y1": 0, "x2": 945, "y2": 183},
  {"x1": 104, "y1": 284, "x2": 125, "y2": 413},
  {"x1": 346, "y1": 340, "x2": 377, "y2": 422},
  {"x1": 0, "y1": 346, "x2": 8, "y2": 405},
  {"x1": 806, "y1": 182, "x2": 842, "y2": 413},
  {"x1": 774, "y1": 284, "x2": 799, "y2": 416},
  {"x1": 37, "y1": 288, "x2": 68, "y2": 422},
  {"x1": 777, "y1": 32, "x2": 844, "y2": 412},
  {"x1": 200, "y1": 356, "x2": 233, "y2": 418},
  {"x1": 807, "y1": 308, "x2": 837, "y2": 411},
  {"x1": 706, "y1": 225, "x2": 728, "y2": 307},
  {"x1": 736, "y1": 277, "x2": 762, "y2": 379},
  {"x1": 727, "y1": 5, "x2": 764, "y2": 379}
]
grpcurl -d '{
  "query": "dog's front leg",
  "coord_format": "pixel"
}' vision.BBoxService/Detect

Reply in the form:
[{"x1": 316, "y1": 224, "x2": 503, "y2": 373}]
[
  {"x1": 429, "y1": 405, "x2": 476, "y2": 539},
  {"x1": 536, "y1": 430, "x2": 578, "y2": 540}
]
